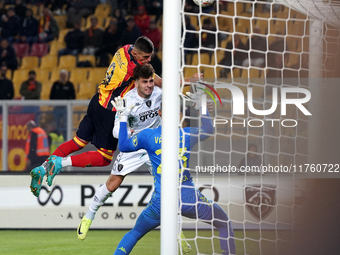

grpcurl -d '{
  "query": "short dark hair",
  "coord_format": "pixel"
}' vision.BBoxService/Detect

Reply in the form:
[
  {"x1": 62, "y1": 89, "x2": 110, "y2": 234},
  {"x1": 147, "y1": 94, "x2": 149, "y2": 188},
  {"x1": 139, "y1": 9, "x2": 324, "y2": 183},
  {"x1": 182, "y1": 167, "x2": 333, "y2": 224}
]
[
  {"x1": 133, "y1": 63, "x2": 154, "y2": 80},
  {"x1": 134, "y1": 36, "x2": 154, "y2": 54},
  {"x1": 29, "y1": 70, "x2": 36, "y2": 75}
]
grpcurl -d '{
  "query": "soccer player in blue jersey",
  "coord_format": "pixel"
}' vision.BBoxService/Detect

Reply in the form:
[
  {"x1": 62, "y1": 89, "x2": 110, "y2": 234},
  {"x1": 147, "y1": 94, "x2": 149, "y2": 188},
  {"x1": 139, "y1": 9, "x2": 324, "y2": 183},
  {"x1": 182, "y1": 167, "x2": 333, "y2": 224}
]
[{"x1": 111, "y1": 94, "x2": 236, "y2": 255}]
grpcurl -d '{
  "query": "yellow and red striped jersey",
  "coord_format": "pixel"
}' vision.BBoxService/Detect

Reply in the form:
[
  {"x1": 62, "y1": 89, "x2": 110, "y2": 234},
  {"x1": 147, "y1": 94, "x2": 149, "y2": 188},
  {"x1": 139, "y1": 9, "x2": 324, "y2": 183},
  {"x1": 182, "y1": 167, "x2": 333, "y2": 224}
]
[{"x1": 98, "y1": 45, "x2": 140, "y2": 111}]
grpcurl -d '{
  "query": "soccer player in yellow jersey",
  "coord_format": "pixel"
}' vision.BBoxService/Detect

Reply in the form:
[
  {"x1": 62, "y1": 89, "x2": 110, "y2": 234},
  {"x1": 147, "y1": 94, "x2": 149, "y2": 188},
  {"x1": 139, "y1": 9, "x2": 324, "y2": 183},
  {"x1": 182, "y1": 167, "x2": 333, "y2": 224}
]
[
  {"x1": 29, "y1": 36, "x2": 198, "y2": 252},
  {"x1": 30, "y1": 36, "x2": 161, "y2": 196},
  {"x1": 30, "y1": 36, "x2": 200, "y2": 198}
]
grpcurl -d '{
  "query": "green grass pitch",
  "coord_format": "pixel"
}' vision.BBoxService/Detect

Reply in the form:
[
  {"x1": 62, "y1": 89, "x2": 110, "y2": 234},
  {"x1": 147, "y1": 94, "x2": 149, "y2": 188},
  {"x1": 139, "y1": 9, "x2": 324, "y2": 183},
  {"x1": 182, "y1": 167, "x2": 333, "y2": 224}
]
[{"x1": 0, "y1": 229, "x2": 291, "y2": 254}]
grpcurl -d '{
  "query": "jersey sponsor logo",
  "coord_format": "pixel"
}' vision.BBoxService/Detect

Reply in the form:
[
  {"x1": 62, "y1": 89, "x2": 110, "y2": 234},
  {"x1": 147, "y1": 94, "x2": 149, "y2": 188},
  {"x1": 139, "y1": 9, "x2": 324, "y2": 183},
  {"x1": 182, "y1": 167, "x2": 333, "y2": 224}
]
[
  {"x1": 118, "y1": 164, "x2": 124, "y2": 171},
  {"x1": 146, "y1": 100, "x2": 152, "y2": 107},
  {"x1": 132, "y1": 136, "x2": 138, "y2": 147},
  {"x1": 139, "y1": 106, "x2": 160, "y2": 122},
  {"x1": 245, "y1": 184, "x2": 276, "y2": 220}
]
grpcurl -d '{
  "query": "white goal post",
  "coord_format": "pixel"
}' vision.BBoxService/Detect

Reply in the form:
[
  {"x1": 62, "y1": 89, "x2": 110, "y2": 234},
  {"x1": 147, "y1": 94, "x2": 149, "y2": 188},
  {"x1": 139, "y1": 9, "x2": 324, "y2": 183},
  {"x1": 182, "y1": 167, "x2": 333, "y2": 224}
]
[{"x1": 160, "y1": 1, "x2": 181, "y2": 255}]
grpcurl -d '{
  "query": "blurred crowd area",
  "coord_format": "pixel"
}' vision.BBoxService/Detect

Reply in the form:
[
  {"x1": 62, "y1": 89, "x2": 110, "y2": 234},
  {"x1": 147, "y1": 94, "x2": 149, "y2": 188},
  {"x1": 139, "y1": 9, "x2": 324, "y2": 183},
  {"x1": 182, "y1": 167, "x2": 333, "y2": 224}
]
[
  {"x1": 0, "y1": 0, "x2": 164, "y2": 101},
  {"x1": 0, "y1": 0, "x2": 339, "y2": 102},
  {"x1": 183, "y1": 0, "x2": 313, "y2": 82},
  {"x1": 1, "y1": 0, "x2": 338, "y2": 102}
]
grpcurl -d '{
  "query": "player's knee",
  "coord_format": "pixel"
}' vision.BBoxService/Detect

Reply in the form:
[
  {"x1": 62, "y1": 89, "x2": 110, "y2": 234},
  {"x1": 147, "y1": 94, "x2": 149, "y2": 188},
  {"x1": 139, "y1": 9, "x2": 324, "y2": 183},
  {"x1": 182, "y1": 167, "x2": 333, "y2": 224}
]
[
  {"x1": 101, "y1": 159, "x2": 111, "y2": 166},
  {"x1": 130, "y1": 214, "x2": 154, "y2": 240},
  {"x1": 106, "y1": 174, "x2": 124, "y2": 192},
  {"x1": 212, "y1": 204, "x2": 229, "y2": 223}
]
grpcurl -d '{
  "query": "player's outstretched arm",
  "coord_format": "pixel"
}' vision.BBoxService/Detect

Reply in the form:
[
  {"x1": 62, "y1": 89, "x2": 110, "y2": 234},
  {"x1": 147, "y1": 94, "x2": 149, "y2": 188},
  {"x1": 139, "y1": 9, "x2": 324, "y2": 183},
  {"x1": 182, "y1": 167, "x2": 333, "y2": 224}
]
[
  {"x1": 183, "y1": 109, "x2": 214, "y2": 149},
  {"x1": 112, "y1": 112, "x2": 133, "y2": 139},
  {"x1": 200, "y1": 110, "x2": 214, "y2": 137},
  {"x1": 183, "y1": 85, "x2": 214, "y2": 145},
  {"x1": 112, "y1": 96, "x2": 134, "y2": 139},
  {"x1": 118, "y1": 121, "x2": 150, "y2": 153},
  {"x1": 112, "y1": 114, "x2": 120, "y2": 139}
]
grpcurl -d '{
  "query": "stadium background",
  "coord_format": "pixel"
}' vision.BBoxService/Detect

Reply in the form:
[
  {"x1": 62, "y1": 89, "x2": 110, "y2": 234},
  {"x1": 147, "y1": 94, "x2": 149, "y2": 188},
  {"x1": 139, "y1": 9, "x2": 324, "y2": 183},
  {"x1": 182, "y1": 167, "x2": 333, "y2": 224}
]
[{"x1": 1, "y1": 0, "x2": 340, "y2": 254}]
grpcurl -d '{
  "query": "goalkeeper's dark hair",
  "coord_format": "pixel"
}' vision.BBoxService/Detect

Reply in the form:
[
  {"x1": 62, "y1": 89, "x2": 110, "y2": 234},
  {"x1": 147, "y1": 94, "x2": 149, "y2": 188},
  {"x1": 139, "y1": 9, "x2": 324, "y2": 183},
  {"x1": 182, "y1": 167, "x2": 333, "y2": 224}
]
[
  {"x1": 134, "y1": 36, "x2": 154, "y2": 53},
  {"x1": 133, "y1": 63, "x2": 155, "y2": 80}
]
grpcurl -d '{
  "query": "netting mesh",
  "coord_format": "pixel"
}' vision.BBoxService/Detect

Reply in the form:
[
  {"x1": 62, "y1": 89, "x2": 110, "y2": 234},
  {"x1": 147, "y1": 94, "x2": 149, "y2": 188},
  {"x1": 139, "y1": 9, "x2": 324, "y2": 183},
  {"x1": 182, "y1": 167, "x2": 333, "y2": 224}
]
[
  {"x1": 275, "y1": 0, "x2": 340, "y2": 28},
  {"x1": 178, "y1": 0, "x2": 340, "y2": 254}
]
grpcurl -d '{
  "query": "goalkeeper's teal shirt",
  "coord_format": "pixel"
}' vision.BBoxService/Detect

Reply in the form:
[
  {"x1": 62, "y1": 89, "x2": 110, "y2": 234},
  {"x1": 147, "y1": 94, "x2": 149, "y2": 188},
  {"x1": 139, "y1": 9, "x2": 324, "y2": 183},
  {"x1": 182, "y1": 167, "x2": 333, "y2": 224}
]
[{"x1": 118, "y1": 111, "x2": 214, "y2": 203}]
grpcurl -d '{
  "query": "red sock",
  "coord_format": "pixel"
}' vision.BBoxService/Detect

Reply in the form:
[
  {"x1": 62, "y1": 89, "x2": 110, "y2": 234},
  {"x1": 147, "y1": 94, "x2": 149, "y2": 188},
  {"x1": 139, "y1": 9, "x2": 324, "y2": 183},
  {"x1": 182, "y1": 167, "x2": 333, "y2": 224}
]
[
  {"x1": 70, "y1": 151, "x2": 112, "y2": 167},
  {"x1": 52, "y1": 137, "x2": 87, "y2": 157}
]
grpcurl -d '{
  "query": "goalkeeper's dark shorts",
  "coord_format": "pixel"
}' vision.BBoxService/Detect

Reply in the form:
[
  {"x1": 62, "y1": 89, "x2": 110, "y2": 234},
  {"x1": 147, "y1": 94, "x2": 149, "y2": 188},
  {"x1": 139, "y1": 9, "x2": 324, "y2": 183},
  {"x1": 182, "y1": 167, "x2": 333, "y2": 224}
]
[{"x1": 76, "y1": 92, "x2": 118, "y2": 151}]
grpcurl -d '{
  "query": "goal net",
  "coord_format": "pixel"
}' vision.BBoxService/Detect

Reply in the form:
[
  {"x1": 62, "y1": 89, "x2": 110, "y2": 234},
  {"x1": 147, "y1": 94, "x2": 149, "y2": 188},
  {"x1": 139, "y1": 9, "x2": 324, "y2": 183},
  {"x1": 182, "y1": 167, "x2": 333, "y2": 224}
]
[{"x1": 177, "y1": 0, "x2": 340, "y2": 254}]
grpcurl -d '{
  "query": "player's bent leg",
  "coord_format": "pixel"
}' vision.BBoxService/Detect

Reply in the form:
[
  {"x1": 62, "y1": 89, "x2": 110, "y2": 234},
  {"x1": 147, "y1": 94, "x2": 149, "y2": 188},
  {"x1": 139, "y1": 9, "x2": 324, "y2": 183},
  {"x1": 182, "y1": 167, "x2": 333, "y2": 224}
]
[
  {"x1": 87, "y1": 174, "x2": 125, "y2": 219},
  {"x1": 181, "y1": 190, "x2": 236, "y2": 255},
  {"x1": 113, "y1": 213, "x2": 159, "y2": 255},
  {"x1": 30, "y1": 166, "x2": 46, "y2": 197},
  {"x1": 77, "y1": 175, "x2": 125, "y2": 240},
  {"x1": 52, "y1": 136, "x2": 89, "y2": 157},
  {"x1": 70, "y1": 148, "x2": 113, "y2": 167},
  {"x1": 195, "y1": 203, "x2": 235, "y2": 255},
  {"x1": 77, "y1": 183, "x2": 112, "y2": 240},
  {"x1": 30, "y1": 136, "x2": 88, "y2": 195},
  {"x1": 46, "y1": 155, "x2": 63, "y2": 186},
  {"x1": 45, "y1": 136, "x2": 90, "y2": 186},
  {"x1": 210, "y1": 203, "x2": 236, "y2": 255},
  {"x1": 106, "y1": 174, "x2": 125, "y2": 192},
  {"x1": 77, "y1": 151, "x2": 148, "y2": 240},
  {"x1": 47, "y1": 148, "x2": 113, "y2": 186}
]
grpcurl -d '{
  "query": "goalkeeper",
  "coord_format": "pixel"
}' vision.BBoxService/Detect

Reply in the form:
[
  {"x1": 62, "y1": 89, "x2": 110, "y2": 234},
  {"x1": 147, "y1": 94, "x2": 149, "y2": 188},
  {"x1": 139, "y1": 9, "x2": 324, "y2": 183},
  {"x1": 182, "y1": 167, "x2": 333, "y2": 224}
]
[
  {"x1": 77, "y1": 63, "x2": 192, "y2": 253},
  {"x1": 111, "y1": 92, "x2": 236, "y2": 254},
  {"x1": 77, "y1": 64, "x2": 161, "y2": 237}
]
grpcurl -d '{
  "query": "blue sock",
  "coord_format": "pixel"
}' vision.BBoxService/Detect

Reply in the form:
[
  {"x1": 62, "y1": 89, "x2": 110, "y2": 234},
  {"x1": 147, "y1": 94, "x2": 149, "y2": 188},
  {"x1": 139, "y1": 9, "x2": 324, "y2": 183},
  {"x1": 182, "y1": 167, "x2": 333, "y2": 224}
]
[
  {"x1": 182, "y1": 192, "x2": 236, "y2": 255},
  {"x1": 212, "y1": 204, "x2": 236, "y2": 255},
  {"x1": 113, "y1": 213, "x2": 158, "y2": 255},
  {"x1": 113, "y1": 232, "x2": 138, "y2": 255}
]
